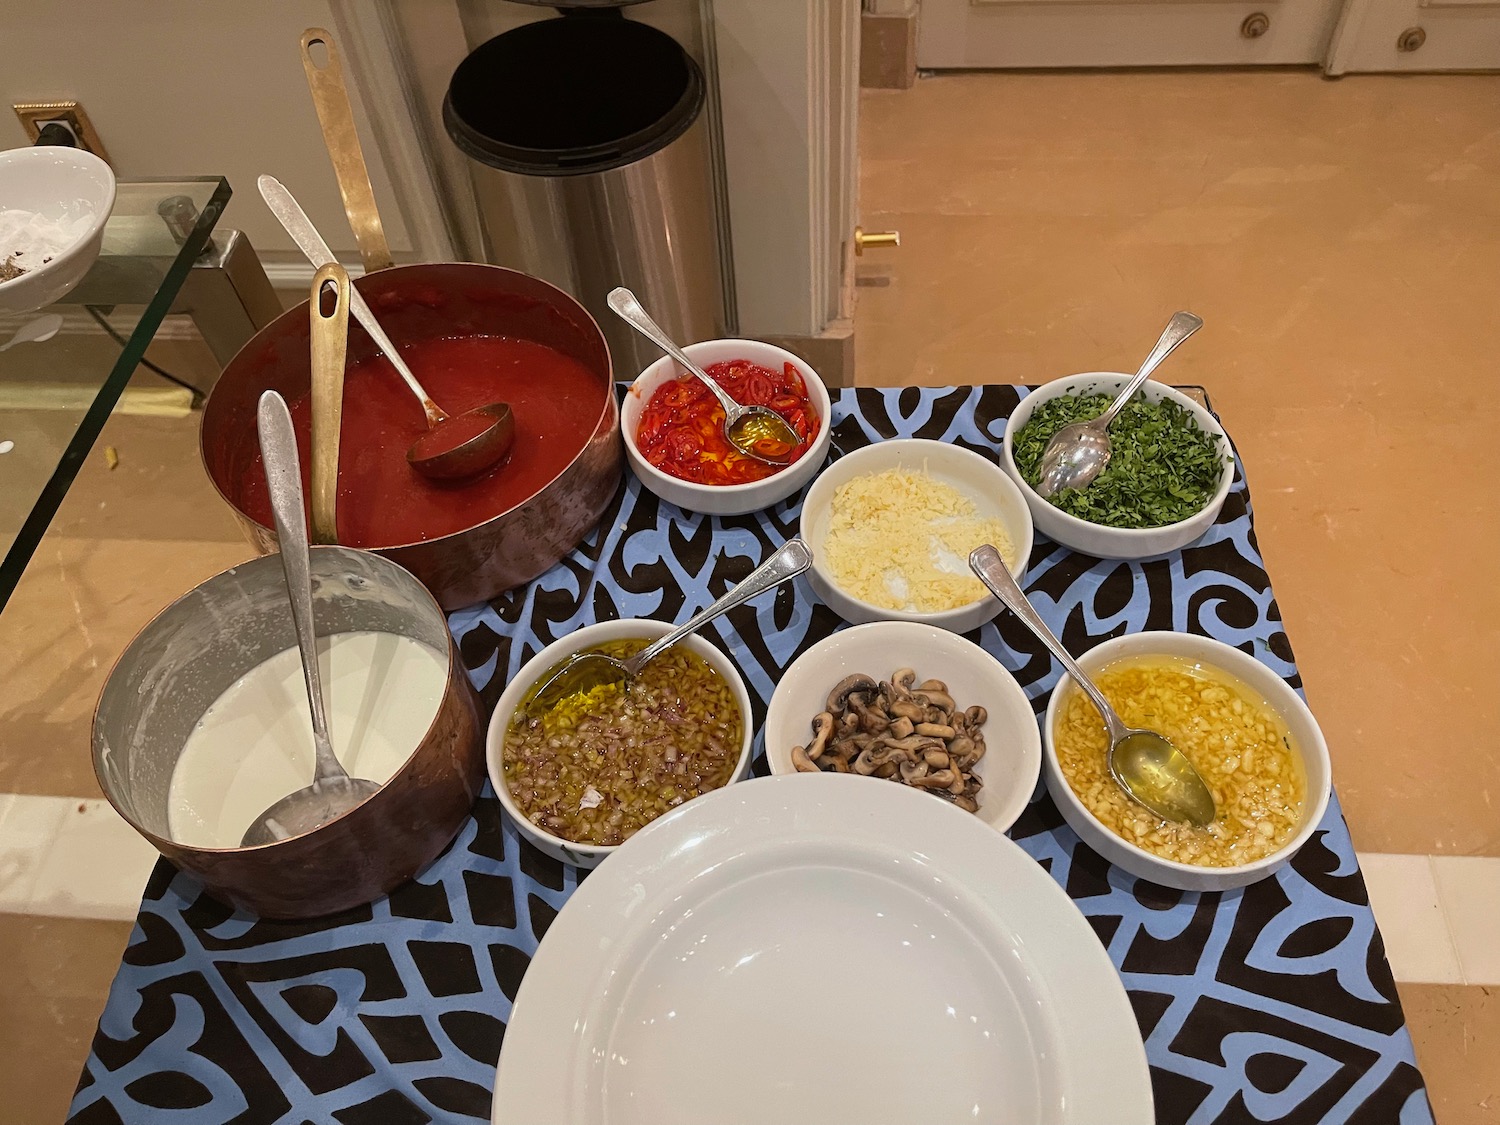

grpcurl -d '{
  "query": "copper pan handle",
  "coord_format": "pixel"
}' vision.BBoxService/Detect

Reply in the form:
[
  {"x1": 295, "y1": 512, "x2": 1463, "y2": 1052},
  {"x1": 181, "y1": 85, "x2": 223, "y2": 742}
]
[
  {"x1": 300, "y1": 28, "x2": 393, "y2": 274},
  {"x1": 309, "y1": 262, "x2": 350, "y2": 545}
]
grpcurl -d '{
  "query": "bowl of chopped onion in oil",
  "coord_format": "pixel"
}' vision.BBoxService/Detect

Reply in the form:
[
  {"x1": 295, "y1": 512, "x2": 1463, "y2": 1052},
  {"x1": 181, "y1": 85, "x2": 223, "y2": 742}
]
[
  {"x1": 486, "y1": 619, "x2": 755, "y2": 868},
  {"x1": 799, "y1": 438, "x2": 1034, "y2": 635}
]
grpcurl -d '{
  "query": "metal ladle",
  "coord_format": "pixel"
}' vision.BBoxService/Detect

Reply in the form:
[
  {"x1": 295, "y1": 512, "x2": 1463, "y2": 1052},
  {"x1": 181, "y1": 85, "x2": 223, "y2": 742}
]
[
  {"x1": 241, "y1": 390, "x2": 381, "y2": 847},
  {"x1": 526, "y1": 538, "x2": 813, "y2": 716},
  {"x1": 259, "y1": 174, "x2": 515, "y2": 481},
  {"x1": 0, "y1": 313, "x2": 63, "y2": 353},
  {"x1": 607, "y1": 287, "x2": 803, "y2": 466},
  {"x1": 1035, "y1": 311, "x2": 1203, "y2": 498},
  {"x1": 969, "y1": 544, "x2": 1216, "y2": 827}
]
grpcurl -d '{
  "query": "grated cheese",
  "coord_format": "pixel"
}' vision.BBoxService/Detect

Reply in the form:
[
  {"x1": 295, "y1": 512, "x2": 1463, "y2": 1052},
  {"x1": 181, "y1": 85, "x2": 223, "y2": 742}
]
[{"x1": 822, "y1": 466, "x2": 1016, "y2": 612}]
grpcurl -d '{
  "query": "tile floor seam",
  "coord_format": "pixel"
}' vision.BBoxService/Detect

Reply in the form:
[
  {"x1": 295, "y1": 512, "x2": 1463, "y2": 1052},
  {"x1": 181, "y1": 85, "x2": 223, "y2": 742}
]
[{"x1": 1425, "y1": 853, "x2": 1471, "y2": 987}]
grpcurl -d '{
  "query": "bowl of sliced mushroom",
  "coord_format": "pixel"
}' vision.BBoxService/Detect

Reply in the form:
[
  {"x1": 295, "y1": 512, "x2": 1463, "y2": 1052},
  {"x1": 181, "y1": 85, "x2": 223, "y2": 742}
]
[{"x1": 764, "y1": 621, "x2": 1042, "y2": 835}]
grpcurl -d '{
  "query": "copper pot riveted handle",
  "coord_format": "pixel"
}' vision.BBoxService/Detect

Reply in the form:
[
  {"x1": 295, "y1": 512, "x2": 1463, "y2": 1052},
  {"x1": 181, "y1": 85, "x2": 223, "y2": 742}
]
[
  {"x1": 300, "y1": 28, "x2": 394, "y2": 274},
  {"x1": 308, "y1": 261, "x2": 350, "y2": 545}
]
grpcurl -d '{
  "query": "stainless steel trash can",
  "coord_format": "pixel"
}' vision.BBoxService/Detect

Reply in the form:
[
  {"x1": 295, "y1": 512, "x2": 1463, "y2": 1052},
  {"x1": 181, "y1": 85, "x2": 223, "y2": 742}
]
[{"x1": 443, "y1": 11, "x2": 726, "y2": 377}]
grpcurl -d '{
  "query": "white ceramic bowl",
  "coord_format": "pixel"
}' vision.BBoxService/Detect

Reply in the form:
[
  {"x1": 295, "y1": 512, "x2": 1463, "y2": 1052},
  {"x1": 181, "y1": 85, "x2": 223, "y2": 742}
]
[
  {"x1": 799, "y1": 438, "x2": 1033, "y2": 634},
  {"x1": 622, "y1": 339, "x2": 833, "y2": 516},
  {"x1": 764, "y1": 621, "x2": 1042, "y2": 835},
  {"x1": 486, "y1": 618, "x2": 755, "y2": 868},
  {"x1": 1042, "y1": 631, "x2": 1332, "y2": 892},
  {"x1": 1002, "y1": 373, "x2": 1235, "y2": 560},
  {"x1": 0, "y1": 146, "x2": 116, "y2": 313}
]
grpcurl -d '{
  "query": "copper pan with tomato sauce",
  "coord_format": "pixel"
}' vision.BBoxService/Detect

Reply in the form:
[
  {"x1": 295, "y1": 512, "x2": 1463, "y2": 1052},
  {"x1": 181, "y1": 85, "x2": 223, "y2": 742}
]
[{"x1": 201, "y1": 263, "x2": 622, "y2": 610}]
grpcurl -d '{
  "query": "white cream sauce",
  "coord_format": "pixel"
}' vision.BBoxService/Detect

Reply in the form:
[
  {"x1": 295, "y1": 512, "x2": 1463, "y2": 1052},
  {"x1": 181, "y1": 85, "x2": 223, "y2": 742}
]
[{"x1": 167, "y1": 631, "x2": 447, "y2": 849}]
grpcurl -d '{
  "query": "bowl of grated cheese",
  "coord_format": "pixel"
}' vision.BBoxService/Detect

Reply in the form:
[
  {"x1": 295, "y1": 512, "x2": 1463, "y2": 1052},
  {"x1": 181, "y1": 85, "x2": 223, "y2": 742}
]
[
  {"x1": 799, "y1": 439, "x2": 1033, "y2": 634},
  {"x1": 0, "y1": 146, "x2": 116, "y2": 314}
]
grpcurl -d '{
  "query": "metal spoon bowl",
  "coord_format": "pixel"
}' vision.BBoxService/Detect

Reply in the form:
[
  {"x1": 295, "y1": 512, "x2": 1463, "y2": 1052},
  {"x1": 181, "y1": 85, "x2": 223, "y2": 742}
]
[
  {"x1": 260, "y1": 175, "x2": 514, "y2": 482},
  {"x1": 241, "y1": 391, "x2": 381, "y2": 848},
  {"x1": 607, "y1": 286, "x2": 803, "y2": 466},
  {"x1": 527, "y1": 538, "x2": 813, "y2": 716},
  {"x1": 969, "y1": 544, "x2": 1216, "y2": 827},
  {"x1": 1035, "y1": 311, "x2": 1203, "y2": 498}
]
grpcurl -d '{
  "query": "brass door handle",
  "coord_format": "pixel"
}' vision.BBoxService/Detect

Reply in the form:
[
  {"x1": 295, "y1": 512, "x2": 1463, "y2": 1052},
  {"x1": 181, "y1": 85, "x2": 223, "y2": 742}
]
[{"x1": 854, "y1": 227, "x2": 900, "y2": 255}]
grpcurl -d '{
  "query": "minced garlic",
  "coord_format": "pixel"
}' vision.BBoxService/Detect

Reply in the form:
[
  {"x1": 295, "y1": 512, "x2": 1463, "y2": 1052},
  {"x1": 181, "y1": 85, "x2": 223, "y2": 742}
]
[{"x1": 822, "y1": 467, "x2": 1015, "y2": 612}]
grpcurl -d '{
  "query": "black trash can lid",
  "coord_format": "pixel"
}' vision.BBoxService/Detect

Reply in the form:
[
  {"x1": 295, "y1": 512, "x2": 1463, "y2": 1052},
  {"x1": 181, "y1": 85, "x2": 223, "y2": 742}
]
[{"x1": 444, "y1": 16, "x2": 705, "y2": 178}]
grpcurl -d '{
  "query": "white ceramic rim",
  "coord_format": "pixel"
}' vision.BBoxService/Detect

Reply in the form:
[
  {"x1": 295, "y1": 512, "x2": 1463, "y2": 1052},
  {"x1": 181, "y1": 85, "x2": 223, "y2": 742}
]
[
  {"x1": 762, "y1": 619, "x2": 1042, "y2": 835},
  {"x1": 493, "y1": 773, "x2": 1153, "y2": 1125},
  {"x1": 1003, "y1": 374, "x2": 1236, "y2": 541},
  {"x1": 622, "y1": 338, "x2": 832, "y2": 498},
  {"x1": 1042, "y1": 630, "x2": 1333, "y2": 879},
  {"x1": 0, "y1": 146, "x2": 116, "y2": 291},
  {"x1": 801, "y1": 437, "x2": 1034, "y2": 624},
  {"x1": 485, "y1": 619, "x2": 756, "y2": 861}
]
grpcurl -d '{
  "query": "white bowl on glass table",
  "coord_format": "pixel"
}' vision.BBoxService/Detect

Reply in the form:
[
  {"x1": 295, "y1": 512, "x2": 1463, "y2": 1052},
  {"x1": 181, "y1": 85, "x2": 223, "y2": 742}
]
[{"x1": 0, "y1": 146, "x2": 116, "y2": 313}]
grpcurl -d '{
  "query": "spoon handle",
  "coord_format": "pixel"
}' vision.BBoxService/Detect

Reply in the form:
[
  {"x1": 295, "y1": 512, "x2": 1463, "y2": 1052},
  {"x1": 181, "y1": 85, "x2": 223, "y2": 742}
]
[
  {"x1": 625, "y1": 539, "x2": 814, "y2": 675},
  {"x1": 607, "y1": 287, "x2": 742, "y2": 419},
  {"x1": 258, "y1": 175, "x2": 447, "y2": 427},
  {"x1": 968, "y1": 545, "x2": 1127, "y2": 742},
  {"x1": 257, "y1": 391, "x2": 347, "y2": 784},
  {"x1": 1096, "y1": 310, "x2": 1203, "y2": 429}
]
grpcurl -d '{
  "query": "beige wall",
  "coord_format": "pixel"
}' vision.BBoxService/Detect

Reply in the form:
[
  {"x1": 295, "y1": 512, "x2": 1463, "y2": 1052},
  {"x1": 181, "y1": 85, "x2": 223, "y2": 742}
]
[{"x1": 2, "y1": 0, "x2": 412, "y2": 265}]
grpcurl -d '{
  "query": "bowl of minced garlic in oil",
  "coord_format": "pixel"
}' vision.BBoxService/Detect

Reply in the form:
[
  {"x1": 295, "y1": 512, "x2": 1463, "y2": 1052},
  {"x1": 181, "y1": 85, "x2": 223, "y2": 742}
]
[{"x1": 1043, "y1": 630, "x2": 1332, "y2": 892}]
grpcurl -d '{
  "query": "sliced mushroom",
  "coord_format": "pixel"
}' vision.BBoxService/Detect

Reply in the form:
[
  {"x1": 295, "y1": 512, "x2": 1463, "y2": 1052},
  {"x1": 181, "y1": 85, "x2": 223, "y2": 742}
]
[
  {"x1": 801, "y1": 665, "x2": 991, "y2": 814},
  {"x1": 827, "y1": 673, "x2": 879, "y2": 715},
  {"x1": 909, "y1": 768, "x2": 959, "y2": 790},
  {"x1": 915, "y1": 722, "x2": 956, "y2": 740},
  {"x1": 889, "y1": 699, "x2": 926, "y2": 722},
  {"x1": 899, "y1": 758, "x2": 929, "y2": 783},
  {"x1": 912, "y1": 687, "x2": 956, "y2": 713},
  {"x1": 805, "y1": 712, "x2": 834, "y2": 760}
]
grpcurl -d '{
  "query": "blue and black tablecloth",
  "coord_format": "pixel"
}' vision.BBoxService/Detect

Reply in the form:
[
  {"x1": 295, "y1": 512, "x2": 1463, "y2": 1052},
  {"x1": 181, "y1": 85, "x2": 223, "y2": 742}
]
[{"x1": 69, "y1": 386, "x2": 1433, "y2": 1125}]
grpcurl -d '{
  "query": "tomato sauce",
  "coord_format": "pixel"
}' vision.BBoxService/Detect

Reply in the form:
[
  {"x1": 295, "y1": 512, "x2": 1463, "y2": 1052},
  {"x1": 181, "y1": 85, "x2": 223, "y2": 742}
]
[
  {"x1": 634, "y1": 360, "x2": 818, "y2": 486},
  {"x1": 240, "y1": 334, "x2": 608, "y2": 547}
]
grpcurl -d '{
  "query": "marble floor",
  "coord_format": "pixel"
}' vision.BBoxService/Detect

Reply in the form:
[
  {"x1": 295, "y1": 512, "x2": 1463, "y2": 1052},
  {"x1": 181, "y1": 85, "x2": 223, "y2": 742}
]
[{"x1": 2, "y1": 67, "x2": 1498, "y2": 1123}]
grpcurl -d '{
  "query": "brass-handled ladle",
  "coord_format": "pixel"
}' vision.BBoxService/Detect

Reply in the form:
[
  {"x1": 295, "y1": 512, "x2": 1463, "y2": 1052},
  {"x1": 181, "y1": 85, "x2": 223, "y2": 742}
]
[
  {"x1": 607, "y1": 287, "x2": 803, "y2": 465},
  {"x1": 260, "y1": 175, "x2": 514, "y2": 482},
  {"x1": 969, "y1": 544, "x2": 1216, "y2": 827}
]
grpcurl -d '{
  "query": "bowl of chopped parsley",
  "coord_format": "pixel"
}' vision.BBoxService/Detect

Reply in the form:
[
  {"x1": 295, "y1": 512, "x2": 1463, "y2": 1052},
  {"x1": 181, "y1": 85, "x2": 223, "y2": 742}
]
[{"x1": 1002, "y1": 373, "x2": 1235, "y2": 559}]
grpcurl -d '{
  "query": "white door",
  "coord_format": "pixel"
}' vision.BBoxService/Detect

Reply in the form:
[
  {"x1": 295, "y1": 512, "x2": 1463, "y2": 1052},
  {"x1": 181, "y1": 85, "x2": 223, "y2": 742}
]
[
  {"x1": 917, "y1": 0, "x2": 1348, "y2": 68},
  {"x1": 1327, "y1": 0, "x2": 1500, "y2": 72}
]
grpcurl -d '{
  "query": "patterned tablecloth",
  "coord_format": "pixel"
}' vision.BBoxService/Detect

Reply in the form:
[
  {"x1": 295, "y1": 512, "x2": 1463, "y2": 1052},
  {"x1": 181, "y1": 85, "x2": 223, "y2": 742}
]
[{"x1": 70, "y1": 386, "x2": 1432, "y2": 1125}]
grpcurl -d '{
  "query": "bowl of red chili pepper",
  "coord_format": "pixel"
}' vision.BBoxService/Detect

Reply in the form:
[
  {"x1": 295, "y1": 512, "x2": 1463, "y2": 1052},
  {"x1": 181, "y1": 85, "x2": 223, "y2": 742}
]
[{"x1": 623, "y1": 339, "x2": 832, "y2": 515}]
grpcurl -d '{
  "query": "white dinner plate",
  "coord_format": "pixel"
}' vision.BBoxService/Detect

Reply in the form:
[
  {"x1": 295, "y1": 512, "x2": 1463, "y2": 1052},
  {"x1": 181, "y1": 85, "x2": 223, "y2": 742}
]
[{"x1": 492, "y1": 773, "x2": 1153, "y2": 1125}]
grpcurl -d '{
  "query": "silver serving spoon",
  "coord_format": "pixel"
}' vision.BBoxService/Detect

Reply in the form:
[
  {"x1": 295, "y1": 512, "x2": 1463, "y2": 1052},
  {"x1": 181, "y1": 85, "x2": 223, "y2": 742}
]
[
  {"x1": 607, "y1": 286, "x2": 803, "y2": 466},
  {"x1": 259, "y1": 175, "x2": 515, "y2": 481},
  {"x1": 0, "y1": 313, "x2": 63, "y2": 353},
  {"x1": 527, "y1": 538, "x2": 813, "y2": 716},
  {"x1": 241, "y1": 390, "x2": 381, "y2": 847},
  {"x1": 1035, "y1": 311, "x2": 1203, "y2": 498},
  {"x1": 969, "y1": 544, "x2": 1216, "y2": 827}
]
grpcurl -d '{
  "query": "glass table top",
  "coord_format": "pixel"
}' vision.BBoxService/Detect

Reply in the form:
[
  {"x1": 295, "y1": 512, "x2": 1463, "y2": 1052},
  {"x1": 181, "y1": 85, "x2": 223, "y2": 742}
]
[{"x1": 0, "y1": 175, "x2": 230, "y2": 610}]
